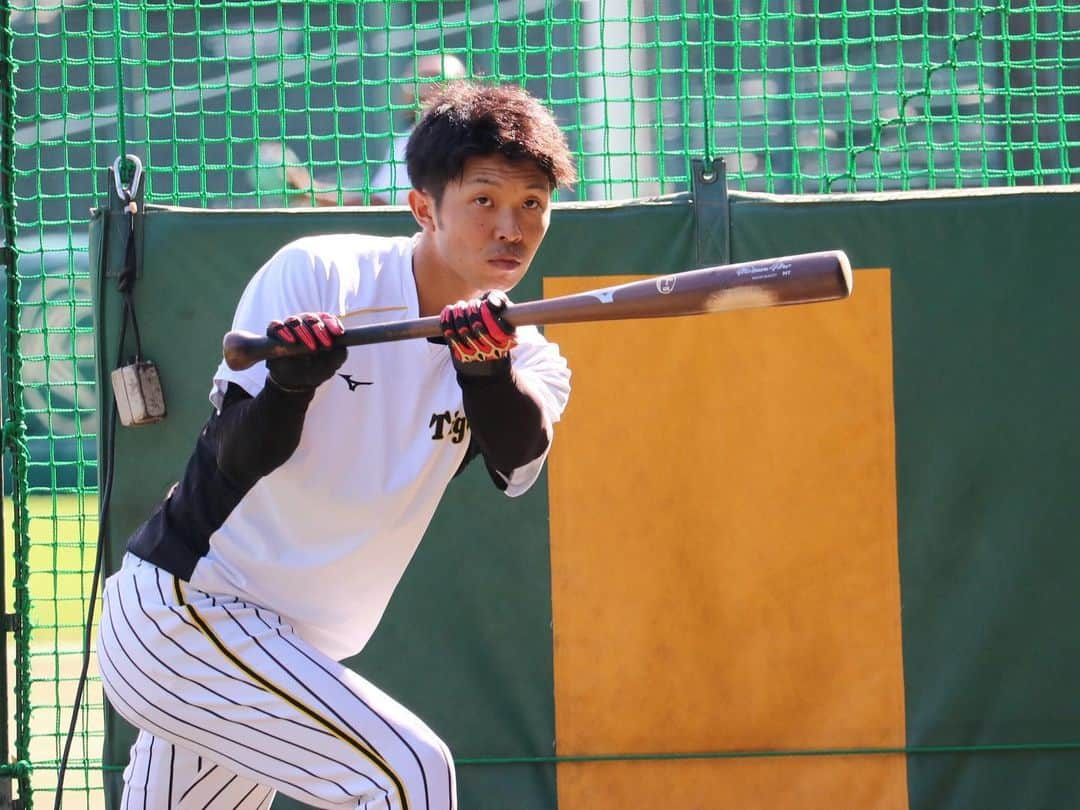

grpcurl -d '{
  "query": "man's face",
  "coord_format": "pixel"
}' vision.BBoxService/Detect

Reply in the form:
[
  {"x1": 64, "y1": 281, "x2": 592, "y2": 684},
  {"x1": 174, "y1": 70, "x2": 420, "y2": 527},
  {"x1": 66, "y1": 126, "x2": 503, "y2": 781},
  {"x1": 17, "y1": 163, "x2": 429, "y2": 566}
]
[{"x1": 423, "y1": 155, "x2": 552, "y2": 298}]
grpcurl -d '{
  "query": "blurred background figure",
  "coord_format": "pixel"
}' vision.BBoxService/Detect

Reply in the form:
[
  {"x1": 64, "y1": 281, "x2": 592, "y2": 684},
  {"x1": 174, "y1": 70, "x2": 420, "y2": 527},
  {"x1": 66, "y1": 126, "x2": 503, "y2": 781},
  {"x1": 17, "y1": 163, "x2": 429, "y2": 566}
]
[
  {"x1": 249, "y1": 141, "x2": 311, "y2": 207},
  {"x1": 248, "y1": 53, "x2": 467, "y2": 207},
  {"x1": 369, "y1": 53, "x2": 467, "y2": 205}
]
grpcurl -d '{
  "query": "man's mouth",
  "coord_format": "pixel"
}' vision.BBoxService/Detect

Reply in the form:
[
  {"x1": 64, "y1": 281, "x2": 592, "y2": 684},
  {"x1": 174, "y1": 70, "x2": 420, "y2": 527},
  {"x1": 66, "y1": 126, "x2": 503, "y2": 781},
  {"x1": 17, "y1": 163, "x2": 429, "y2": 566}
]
[{"x1": 488, "y1": 256, "x2": 522, "y2": 270}]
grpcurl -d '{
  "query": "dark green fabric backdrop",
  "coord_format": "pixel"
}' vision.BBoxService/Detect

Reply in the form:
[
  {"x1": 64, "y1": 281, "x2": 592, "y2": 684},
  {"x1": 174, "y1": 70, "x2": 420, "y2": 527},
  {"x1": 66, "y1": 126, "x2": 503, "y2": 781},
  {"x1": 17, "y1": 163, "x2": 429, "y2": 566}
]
[
  {"x1": 93, "y1": 183, "x2": 1080, "y2": 809},
  {"x1": 731, "y1": 187, "x2": 1080, "y2": 810}
]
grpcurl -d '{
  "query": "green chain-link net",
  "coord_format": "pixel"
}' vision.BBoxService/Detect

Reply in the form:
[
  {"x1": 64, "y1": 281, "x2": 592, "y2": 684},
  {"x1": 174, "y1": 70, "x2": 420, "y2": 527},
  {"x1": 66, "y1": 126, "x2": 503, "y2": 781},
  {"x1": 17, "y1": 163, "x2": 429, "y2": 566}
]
[{"x1": 1, "y1": 1, "x2": 1076, "y2": 806}]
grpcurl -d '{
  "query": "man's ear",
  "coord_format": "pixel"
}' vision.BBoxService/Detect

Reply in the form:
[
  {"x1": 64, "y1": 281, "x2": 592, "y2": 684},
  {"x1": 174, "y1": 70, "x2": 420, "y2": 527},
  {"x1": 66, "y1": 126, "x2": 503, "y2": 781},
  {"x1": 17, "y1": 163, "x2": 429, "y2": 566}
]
[{"x1": 409, "y1": 189, "x2": 438, "y2": 232}]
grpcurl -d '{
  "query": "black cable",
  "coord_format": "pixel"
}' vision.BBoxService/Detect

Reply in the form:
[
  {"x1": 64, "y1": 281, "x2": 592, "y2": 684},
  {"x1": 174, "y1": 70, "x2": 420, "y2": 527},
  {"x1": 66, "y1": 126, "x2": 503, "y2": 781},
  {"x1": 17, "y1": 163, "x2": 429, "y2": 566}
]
[
  {"x1": 53, "y1": 398, "x2": 116, "y2": 810},
  {"x1": 54, "y1": 203, "x2": 138, "y2": 809},
  {"x1": 126, "y1": 293, "x2": 143, "y2": 359},
  {"x1": 117, "y1": 217, "x2": 144, "y2": 360}
]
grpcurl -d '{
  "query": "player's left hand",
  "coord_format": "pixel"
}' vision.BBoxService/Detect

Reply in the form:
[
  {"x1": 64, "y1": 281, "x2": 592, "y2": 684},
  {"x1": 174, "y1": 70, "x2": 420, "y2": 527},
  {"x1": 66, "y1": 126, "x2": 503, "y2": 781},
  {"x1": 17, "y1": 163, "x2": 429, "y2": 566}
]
[
  {"x1": 440, "y1": 291, "x2": 517, "y2": 374},
  {"x1": 265, "y1": 312, "x2": 347, "y2": 391}
]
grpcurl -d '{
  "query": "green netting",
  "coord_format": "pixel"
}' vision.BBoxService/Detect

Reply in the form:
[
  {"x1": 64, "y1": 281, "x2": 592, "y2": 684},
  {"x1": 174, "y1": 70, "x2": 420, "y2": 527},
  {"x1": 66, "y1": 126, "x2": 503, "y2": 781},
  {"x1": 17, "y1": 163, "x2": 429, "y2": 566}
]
[{"x1": 0, "y1": 0, "x2": 1077, "y2": 806}]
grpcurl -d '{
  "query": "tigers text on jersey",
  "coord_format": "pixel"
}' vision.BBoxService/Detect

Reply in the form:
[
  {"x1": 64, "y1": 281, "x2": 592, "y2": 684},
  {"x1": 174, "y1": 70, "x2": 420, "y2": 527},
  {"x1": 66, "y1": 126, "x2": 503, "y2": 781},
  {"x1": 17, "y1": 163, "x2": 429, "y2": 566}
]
[{"x1": 193, "y1": 233, "x2": 569, "y2": 660}]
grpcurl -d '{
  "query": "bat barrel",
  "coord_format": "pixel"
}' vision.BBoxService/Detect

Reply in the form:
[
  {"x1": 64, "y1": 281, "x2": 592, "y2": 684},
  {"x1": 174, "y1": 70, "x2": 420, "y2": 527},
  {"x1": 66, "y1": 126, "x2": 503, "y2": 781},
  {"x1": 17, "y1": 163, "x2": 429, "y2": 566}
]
[{"x1": 507, "y1": 249, "x2": 852, "y2": 326}]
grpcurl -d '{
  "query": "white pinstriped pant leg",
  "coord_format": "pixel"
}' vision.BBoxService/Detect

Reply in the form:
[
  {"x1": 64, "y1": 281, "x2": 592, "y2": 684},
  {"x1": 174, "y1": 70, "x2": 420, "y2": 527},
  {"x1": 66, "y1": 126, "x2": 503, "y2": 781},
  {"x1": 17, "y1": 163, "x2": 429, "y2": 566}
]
[
  {"x1": 120, "y1": 731, "x2": 274, "y2": 809},
  {"x1": 97, "y1": 556, "x2": 457, "y2": 810}
]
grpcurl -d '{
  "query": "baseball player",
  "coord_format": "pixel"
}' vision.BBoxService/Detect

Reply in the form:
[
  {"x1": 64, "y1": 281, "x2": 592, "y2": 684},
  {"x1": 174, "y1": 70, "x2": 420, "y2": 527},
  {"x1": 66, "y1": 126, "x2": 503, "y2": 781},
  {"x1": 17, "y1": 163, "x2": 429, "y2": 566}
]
[{"x1": 97, "y1": 81, "x2": 576, "y2": 809}]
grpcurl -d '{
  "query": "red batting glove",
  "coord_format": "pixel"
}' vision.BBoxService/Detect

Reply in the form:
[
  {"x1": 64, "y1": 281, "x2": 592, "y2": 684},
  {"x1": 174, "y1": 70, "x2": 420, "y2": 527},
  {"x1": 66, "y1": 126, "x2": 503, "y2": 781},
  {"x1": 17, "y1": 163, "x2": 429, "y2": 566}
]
[
  {"x1": 267, "y1": 311, "x2": 344, "y2": 350},
  {"x1": 440, "y1": 292, "x2": 517, "y2": 372},
  {"x1": 265, "y1": 312, "x2": 347, "y2": 390}
]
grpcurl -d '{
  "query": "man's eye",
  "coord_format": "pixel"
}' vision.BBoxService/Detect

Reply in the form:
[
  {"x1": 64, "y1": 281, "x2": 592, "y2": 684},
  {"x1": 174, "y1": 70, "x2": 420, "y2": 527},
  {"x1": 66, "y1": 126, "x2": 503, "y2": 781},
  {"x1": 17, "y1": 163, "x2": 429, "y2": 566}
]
[
  {"x1": 523, "y1": 199, "x2": 542, "y2": 209},
  {"x1": 474, "y1": 196, "x2": 492, "y2": 206}
]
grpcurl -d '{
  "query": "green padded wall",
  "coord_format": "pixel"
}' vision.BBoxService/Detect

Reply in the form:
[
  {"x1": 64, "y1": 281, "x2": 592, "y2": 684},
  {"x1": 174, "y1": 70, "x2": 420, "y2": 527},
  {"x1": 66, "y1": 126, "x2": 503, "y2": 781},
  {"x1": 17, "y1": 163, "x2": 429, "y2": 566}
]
[
  {"x1": 92, "y1": 182, "x2": 1080, "y2": 810},
  {"x1": 729, "y1": 187, "x2": 1080, "y2": 810}
]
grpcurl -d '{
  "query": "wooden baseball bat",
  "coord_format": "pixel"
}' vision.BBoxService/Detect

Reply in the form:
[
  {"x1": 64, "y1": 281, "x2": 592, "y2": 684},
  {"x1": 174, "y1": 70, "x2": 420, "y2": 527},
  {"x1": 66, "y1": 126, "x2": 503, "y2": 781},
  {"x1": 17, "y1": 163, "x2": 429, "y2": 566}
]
[{"x1": 222, "y1": 249, "x2": 852, "y2": 371}]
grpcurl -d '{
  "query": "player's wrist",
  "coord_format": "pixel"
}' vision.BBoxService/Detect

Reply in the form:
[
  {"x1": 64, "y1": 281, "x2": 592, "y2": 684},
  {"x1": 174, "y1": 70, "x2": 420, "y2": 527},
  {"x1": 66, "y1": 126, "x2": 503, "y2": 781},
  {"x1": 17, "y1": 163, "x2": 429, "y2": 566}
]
[
  {"x1": 265, "y1": 373, "x2": 319, "y2": 398},
  {"x1": 453, "y1": 354, "x2": 512, "y2": 382}
]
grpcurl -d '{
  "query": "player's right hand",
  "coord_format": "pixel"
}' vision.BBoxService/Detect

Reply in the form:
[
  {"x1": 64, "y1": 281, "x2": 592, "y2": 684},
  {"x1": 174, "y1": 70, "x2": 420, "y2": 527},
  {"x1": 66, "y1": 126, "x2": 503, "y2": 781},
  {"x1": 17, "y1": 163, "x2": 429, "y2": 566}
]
[
  {"x1": 440, "y1": 291, "x2": 517, "y2": 367},
  {"x1": 265, "y1": 312, "x2": 347, "y2": 391}
]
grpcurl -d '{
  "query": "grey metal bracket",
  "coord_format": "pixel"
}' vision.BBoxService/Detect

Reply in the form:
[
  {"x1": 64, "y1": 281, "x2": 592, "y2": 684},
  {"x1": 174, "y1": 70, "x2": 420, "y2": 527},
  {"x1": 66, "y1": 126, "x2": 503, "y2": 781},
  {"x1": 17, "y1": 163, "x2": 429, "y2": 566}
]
[
  {"x1": 104, "y1": 155, "x2": 146, "y2": 279},
  {"x1": 691, "y1": 157, "x2": 730, "y2": 268}
]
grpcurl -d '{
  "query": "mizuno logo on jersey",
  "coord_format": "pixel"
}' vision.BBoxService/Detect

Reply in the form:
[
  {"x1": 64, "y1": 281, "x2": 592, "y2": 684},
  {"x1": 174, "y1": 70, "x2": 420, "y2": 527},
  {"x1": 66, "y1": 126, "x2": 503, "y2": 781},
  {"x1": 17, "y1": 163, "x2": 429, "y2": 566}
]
[
  {"x1": 430, "y1": 410, "x2": 468, "y2": 444},
  {"x1": 339, "y1": 373, "x2": 373, "y2": 391}
]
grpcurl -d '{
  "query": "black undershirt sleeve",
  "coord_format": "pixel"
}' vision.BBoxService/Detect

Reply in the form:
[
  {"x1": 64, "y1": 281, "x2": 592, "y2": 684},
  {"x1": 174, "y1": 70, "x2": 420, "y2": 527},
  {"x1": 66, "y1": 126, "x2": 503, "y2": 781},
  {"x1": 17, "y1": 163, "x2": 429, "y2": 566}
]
[
  {"x1": 126, "y1": 379, "x2": 315, "y2": 579},
  {"x1": 457, "y1": 357, "x2": 550, "y2": 481},
  {"x1": 215, "y1": 379, "x2": 315, "y2": 488}
]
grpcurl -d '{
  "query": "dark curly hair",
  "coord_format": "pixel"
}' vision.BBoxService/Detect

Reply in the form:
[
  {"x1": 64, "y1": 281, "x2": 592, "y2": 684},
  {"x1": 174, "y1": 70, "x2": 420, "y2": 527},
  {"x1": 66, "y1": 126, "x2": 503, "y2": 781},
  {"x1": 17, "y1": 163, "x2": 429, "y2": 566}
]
[{"x1": 405, "y1": 81, "x2": 576, "y2": 204}]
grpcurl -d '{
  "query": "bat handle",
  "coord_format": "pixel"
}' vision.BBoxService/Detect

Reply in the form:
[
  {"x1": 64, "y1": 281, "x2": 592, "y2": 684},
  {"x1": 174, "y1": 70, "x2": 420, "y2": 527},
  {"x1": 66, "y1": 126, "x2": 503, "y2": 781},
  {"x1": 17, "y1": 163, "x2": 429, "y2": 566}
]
[
  {"x1": 222, "y1": 330, "x2": 306, "y2": 371},
  {"x1": 223, "y1": 313, "x2": 447, "y2": 371}
]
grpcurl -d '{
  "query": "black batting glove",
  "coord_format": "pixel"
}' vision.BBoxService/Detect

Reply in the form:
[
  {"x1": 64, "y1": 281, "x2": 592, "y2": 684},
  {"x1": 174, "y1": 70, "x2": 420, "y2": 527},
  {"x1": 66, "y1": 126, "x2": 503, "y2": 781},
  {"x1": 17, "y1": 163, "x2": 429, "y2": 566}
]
[
  {"x1": 265, "y1": 311, "x2": 347, "y2": 391},
  {"x1": 440, "y1": 292, "x2": 517, "y2": 379}
]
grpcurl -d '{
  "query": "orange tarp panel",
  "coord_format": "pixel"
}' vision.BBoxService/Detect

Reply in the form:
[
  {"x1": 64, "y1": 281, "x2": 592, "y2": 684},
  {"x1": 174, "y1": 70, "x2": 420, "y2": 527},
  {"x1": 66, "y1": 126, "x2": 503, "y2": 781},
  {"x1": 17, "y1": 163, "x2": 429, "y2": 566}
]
[{"x1": 546, "y1": 270, "x2": 906, "y2": 810}]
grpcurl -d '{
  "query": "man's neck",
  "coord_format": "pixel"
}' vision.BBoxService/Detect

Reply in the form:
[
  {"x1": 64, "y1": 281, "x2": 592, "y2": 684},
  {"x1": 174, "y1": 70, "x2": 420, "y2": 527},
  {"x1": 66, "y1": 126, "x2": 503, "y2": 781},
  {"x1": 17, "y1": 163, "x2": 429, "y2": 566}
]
[{"x1": 412, "y1": 233, "x2": 479, "y2": 317}]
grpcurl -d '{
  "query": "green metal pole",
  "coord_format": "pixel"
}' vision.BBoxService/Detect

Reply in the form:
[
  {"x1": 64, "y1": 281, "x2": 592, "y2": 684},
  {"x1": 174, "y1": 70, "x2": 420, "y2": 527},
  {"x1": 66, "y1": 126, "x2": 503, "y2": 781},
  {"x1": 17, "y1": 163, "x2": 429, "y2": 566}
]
[{"x1": 0, "y1": 0, "x2": 31, "y2": 804}]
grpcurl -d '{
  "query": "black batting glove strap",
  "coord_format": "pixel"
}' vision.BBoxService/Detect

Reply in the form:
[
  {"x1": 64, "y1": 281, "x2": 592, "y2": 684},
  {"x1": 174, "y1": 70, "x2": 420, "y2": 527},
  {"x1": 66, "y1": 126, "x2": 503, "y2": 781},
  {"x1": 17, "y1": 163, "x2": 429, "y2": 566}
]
[
  {"x1": 265, "y1": 312, "x2": 347, "y2": 390},
  {"x1": 265, "y1": 374, "x2": 321, "y2": 397},
  {"x1": 267, "y1": 348, "x2": 347, "y2": 390},
  {"x1": 454, "y1": 354, "x2": 512, "y2": 382}
]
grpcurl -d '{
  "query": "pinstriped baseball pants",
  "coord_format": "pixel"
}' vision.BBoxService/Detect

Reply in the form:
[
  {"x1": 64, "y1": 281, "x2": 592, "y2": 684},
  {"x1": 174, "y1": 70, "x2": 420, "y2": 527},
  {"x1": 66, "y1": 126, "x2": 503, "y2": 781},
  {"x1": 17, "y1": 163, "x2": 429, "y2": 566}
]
[{"x1": 97, "y1": 555, "x2": 457, "y2": 810}]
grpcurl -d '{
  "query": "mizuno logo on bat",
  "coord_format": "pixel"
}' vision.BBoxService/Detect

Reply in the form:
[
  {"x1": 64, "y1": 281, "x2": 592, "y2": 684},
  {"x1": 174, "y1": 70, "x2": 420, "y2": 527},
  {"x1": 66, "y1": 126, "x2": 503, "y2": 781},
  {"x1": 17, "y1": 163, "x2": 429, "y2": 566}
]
[
  {"x1": 339, "y1": 374, "x2": 373, "y2": 391},
  {"x1": 590, "y1": 289, "x2": 616, "y2": 304}
]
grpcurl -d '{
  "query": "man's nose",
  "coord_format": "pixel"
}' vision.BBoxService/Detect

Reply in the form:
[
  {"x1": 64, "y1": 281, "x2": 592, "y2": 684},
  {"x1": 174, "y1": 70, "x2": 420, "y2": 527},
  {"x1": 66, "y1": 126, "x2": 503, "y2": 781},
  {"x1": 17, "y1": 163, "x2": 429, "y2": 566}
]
[{"x1": 495, "y1": 211, "x2": 523, "y2": 242}]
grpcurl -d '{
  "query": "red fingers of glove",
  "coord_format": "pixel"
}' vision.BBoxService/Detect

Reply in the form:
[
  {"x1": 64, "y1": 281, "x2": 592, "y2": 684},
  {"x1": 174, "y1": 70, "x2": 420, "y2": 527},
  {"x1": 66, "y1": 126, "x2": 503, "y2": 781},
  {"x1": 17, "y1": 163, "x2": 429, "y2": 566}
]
[
  {"x1": 478, "y1": 291, "x2": 515, "y2": 349},
  {"x1": 440, "y1": 302, "x2": 479, "y2": 363},
  {"x1": 265, "y1": 312, "x2": 347, "y2": 391},
  {"x1": 267, "y1": 312, "x2": 344, "y2": 352},
  {"x1": 440, "y1": 293, "x2": 517, "y2": 364}
]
